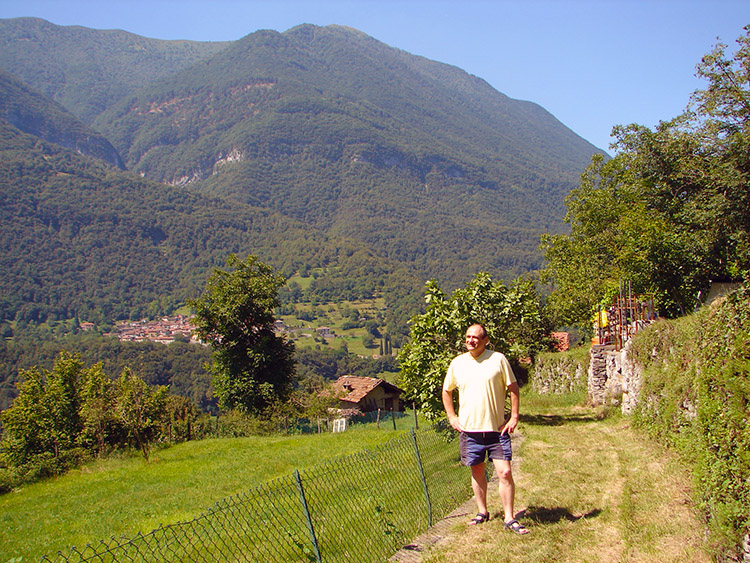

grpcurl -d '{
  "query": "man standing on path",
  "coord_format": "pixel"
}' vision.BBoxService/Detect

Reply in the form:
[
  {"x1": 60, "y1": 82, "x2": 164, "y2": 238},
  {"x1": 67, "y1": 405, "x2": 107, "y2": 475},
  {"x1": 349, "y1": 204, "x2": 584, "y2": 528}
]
[{"x1": 442, "y1": 323, "x2": 529, "y2": 534}]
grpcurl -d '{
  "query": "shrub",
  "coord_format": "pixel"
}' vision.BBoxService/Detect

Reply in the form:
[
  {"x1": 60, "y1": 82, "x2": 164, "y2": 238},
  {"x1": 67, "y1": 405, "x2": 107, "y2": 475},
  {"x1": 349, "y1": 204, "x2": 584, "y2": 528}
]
[{"x1": 631, "y1": 287, "x2": 750, "y2": 558}]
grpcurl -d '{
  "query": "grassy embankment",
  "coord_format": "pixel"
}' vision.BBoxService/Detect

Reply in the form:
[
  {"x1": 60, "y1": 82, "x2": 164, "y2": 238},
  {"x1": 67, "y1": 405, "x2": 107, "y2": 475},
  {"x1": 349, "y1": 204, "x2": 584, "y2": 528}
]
[
  {"x1": 0, "y1": 419, "x2": 414, "y2": 563},
  {"x1": 420, "y1": 391, "x2": 712, "y2": 563},
  {"x1": 2, "y1": 390, "x2": 715, "y2": 563}
]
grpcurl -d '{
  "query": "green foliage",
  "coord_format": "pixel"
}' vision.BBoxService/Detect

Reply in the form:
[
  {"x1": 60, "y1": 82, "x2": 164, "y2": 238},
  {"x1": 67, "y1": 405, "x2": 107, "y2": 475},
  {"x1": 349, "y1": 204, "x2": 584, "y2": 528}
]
[
  {"x1": 398, "y1": 273, "x2": 553, "y2": 419},
  {"x1": 0, "y1": 328, "x2": 214, "y2": 412},
  {"x1": 0, "y1": 351, "x2": 178, "y2": 484},
  {"x1": 631, "y1": 287, "x2": 750, "y2": 558},
  {"x1": 78, "y1": 362, "x2": 119, "y2": 456},
  {"x1": 541, "y1": 28, "x2": 750, "y2": 326},
  {"x1": 115, "y1": 368, "x2": 168, "y2": 461},
  {"x1": 189, "y1": 255, "x2": 296, "y2": 414}
]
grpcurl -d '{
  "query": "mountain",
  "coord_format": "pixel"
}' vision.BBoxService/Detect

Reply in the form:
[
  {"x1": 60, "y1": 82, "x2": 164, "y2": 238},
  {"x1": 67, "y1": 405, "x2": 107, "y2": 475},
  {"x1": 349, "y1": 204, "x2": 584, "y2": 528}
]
[
  {"x1": 0, "y1": 67, "x2": 124, "y2": 168},
  {"x1": 91, "y1": 23, "x2": 603, "y2": 283},
  {"x1": 0, "y1": 115, "x2": 414, "y2": 326},
  {"x1": 0, "y1": 17, "x2": 230, "y2": 123},
  {"x1": 0, "y1": 18, "x2": 604, "y2": 331}
]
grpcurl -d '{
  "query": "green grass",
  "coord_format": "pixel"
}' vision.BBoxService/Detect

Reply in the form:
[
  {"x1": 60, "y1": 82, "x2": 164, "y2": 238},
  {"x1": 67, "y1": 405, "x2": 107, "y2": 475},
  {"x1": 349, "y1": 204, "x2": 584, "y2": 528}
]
[
  {"x1": 280, "y1": 295, "x2": 395, "y2": 356},
  {"x1": 0, "y1": 423, "x2": 411, "y2": 563},
  {"x1": 4, "y1": 391, "x2": 715, "y2": 563},
  {"x1": 420, "y1": 391, "x2": 712, "y2": 563}
]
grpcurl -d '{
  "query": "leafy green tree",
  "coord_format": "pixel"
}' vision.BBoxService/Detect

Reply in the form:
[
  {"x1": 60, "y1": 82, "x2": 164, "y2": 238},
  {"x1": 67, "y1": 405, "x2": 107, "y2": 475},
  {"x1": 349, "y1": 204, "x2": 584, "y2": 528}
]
[
  {"x1": 0, "y1": 352, "x2": 87, "y2": 464},
  {"x1": 0, "y1": 366, "x2": 52, "y2": 466},
  {"x1": 398, "y1": 273, "x2": 552, "y2": 420},
  {"x1": 541, "y1": 27, "x2": 750, "y2": 324},
  {"x1": 114, "y1": 368, "x2": 167, "y2": 461},
  {"x1": 44, "y1": 352, "x2": 83, "y2": 457},
  {"x1": 78, "y1": 362, "x2": 120, "y2": 456},
  {"x1": 189, "y1": 254, "x2": 295, "y2": 414}
]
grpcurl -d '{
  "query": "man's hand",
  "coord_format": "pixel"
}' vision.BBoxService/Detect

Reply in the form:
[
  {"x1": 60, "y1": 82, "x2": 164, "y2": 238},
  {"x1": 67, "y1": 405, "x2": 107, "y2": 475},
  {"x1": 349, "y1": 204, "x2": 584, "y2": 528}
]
[
  {"x1": 447, "y1": 413, "x2": 462, "y2": 432},
  {"x1": 500, "y1": 415, "x2": 518, "y2": 435}
]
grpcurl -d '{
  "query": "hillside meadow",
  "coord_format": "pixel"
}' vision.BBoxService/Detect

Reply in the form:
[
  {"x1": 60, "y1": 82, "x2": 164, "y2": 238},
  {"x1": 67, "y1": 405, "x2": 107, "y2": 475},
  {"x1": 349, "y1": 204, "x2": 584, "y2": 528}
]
[{"x1": 0, "y1": 420, "x2": 415, "y2": 562}]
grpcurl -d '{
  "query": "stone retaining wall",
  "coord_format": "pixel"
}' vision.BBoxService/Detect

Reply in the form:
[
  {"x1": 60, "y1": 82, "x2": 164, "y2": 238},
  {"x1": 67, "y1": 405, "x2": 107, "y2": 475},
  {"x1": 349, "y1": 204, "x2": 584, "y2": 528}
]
[
  {"x1": 588, "y1": 342, "x2": 642, "y2": 414},
  {"x1": 531, "y1": 343, "x2": 643, "y2": 415}
]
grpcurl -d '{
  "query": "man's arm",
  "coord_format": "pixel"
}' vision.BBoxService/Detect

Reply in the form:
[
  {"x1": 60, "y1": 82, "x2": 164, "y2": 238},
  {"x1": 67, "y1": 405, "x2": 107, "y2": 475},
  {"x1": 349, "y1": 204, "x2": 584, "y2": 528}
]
[
  {"x1": 500, "y1": 381, "x2": 520, "y2": 434},
  {"x1": 442, "y1": 388, "x2": 462, "y2": 431}
]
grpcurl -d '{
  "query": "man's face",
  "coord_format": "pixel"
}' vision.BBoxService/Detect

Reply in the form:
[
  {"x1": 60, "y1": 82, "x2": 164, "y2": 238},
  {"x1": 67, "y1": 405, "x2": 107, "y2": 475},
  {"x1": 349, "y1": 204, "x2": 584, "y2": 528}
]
[{"x1": 465, "y1": 325, "x2": 488, "y2": 356}]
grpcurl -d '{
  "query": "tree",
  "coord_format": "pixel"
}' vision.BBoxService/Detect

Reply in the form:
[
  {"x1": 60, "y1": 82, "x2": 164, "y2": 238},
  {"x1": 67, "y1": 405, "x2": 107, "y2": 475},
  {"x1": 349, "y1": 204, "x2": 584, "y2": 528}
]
[
  {"x1": 0, "y1": 351, "x2": 87, "y2": 465},
  {"x1": 398, "y1": 273, "x2": 553, "y2": 420},
  {"x1": 44, "y1": 352, "x2": 84, "y2": 457},
  {"x1": 115, "y1": 368, "x2": 167, "y2": 461},
  {"x1": 0, "y1": 366, "x2": 52, "y2": 466},
  {"x1": 189, "y1": 254, "x2": 295, "y2": 414},
  {"x1": 540, "y1": 27, "x2": 750, "y2": 325},
  {"x1": 78, "y1": 362, "x2": 120, "y2": 456}
]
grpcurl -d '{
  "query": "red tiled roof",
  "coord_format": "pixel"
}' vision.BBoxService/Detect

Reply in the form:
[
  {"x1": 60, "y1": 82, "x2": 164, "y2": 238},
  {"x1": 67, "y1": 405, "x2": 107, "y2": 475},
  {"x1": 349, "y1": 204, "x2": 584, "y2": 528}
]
[{"x1": 333, "y1": 375, "x2": 403, "y2": 403}]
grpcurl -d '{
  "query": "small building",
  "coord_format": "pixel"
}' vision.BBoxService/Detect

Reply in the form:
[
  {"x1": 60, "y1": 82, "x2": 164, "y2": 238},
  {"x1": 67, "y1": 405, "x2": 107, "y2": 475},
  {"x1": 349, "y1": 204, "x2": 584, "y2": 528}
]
[{"x1": 333, "y1": 375, "x2": 405, "y2": 413}]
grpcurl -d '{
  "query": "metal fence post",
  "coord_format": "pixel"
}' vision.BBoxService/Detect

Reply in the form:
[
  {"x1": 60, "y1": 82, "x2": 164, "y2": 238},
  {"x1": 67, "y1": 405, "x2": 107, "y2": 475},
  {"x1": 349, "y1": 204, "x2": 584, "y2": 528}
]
[
  {"x1": 294, "y1": 469, "x2": 322, "y2": 563},
  {"x1": 409, "y1": 429, "x2": 432, "y2": 527}
]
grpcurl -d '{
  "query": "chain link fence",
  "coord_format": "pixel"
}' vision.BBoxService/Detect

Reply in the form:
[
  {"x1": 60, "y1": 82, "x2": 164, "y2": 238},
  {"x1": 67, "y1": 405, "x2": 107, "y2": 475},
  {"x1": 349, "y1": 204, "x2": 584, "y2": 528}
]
[{"x1": 41, "y1": 426, "x2": 472, "y2": 563}]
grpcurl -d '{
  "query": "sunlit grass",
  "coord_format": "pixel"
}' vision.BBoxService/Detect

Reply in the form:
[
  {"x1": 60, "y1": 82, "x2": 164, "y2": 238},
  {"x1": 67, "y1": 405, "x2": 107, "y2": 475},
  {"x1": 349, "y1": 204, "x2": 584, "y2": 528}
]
[
  {"x1": 0, "y1": 423, "x2": 411, "y2": 562},
  {"x1": 421, "y1": 392, "x2": 711, "y2": 563}
]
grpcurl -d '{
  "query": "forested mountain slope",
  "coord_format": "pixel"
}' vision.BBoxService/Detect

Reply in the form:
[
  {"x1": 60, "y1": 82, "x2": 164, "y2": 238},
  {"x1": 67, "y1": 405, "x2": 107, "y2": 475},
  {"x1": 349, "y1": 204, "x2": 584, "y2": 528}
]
[
  {"x1": 0, "y1": 67, "x2": 124, "y2": 168},
  {"x1": 0, "y1": 17, "x2": 230, "y2": 123},
  {"x1": 92, "y1": 23, "x2": 604, "y2": 284},
  {"x1": 0, "y1": 118, "x2": 416, "y2": 326},
  {"x1": 0, "y1": 18, "x2": 603, "y2": 326}
]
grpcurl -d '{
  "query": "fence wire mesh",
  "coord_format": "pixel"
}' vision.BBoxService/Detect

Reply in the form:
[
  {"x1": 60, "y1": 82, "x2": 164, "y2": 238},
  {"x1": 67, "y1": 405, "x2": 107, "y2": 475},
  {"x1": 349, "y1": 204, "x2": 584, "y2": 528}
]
[{"x1": 40, "y1": 427, "x2": 470, "y2": 563}]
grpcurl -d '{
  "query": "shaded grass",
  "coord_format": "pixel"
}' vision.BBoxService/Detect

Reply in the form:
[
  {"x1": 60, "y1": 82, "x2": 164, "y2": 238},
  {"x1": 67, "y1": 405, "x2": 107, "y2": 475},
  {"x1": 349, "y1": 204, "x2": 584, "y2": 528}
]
[
  {"x1": 421, "y1": 392, "x2": 711, "y2": 563},
  {"x1": 0, "y1": 424, "x2": 409, "y2": 562}
]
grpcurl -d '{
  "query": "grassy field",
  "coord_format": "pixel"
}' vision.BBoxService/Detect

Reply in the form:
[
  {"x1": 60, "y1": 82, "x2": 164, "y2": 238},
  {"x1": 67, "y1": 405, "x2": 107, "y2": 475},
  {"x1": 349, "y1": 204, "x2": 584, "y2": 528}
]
[
  {"x1": 2, "y1": 391, "x2": 715, "y2": 563},
  {"x1": 419, "y1": 392, "x2": 713, "y2": 563},
  {"x1": 0, "y1": 422, "x2": 412, "y2": 563},
  {"x1": 279, "y1": 295, "x2": 394, "y2": 357}
]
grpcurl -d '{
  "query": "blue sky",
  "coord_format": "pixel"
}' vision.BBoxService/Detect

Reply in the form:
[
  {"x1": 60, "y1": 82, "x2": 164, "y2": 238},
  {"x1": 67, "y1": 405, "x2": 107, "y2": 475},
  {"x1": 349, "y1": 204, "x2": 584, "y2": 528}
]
[{"x1": 0, "y1": 0, "x2": 747, "y2": 152}]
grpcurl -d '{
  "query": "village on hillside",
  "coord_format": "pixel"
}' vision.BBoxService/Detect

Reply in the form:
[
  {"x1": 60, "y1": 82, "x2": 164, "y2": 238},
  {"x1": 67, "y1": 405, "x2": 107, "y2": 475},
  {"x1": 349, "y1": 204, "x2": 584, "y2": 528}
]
[
  {"x1": 105, "y1": 315, "x2": 198, "y2": 344},
  {"x1": 103, "y1": 317, "x2": 338, "y2": 346}
]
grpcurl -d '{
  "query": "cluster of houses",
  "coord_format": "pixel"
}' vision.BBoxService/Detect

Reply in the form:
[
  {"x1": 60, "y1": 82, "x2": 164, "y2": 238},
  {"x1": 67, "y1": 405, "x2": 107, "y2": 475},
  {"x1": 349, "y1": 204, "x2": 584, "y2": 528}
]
[{"x1": 107, "y1": 315, "x2": 198, "y2": 344}]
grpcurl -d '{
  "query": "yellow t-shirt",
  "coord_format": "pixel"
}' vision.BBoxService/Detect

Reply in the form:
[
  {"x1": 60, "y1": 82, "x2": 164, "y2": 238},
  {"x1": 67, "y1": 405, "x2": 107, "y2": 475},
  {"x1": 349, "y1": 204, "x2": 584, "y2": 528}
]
[{"x1": 443, "y1": 349, "x2": 517, "y2": 432}]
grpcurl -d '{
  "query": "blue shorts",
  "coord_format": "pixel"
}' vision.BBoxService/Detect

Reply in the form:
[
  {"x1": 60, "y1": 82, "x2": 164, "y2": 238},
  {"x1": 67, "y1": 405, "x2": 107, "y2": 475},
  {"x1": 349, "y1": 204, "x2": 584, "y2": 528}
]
[{"x1": 459, "y1": 431, "x2": 512, "y2": 466}]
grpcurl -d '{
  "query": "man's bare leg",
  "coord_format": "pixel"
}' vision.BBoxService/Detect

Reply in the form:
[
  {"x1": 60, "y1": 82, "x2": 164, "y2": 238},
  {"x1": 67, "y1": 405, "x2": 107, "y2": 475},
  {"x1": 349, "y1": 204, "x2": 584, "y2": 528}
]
[
  {"x1": 493, "y1": 459, "x2": 515, "y2": 522},
  {"x1": 470, "y1": 462, "x2": 489, "y2": 516},
  {"x1": 494, "y1": 458, "x2": 529, "y2": 534}
]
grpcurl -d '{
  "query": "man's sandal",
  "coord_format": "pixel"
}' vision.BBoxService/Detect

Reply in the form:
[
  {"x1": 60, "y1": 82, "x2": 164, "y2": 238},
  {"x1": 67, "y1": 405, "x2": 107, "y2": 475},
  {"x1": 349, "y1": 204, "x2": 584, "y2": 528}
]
[
  {"x1": 504, "y1": 519, "x2": 530, "y2": 535},
  {"x1": 468, "y1": 512, "x2": 489, "y2": 525}
]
